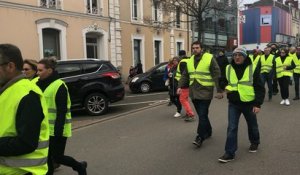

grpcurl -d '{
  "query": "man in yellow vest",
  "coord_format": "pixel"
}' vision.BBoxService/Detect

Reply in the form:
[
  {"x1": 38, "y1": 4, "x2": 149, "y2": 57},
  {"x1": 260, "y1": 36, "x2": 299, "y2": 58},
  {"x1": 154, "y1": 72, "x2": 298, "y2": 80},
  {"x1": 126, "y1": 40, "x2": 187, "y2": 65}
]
[
  {"x1": 270, "y1": 44, "x2": 279, "y2": 95},
  {"x1": 177, "y1": 41, "x2": 223, "y2": 147},
  {"x1": 36, "y1": 57, "x2": 87, "y2": 175},
  {"x1": 260, "y1": 47, "x2": 275, "y2": 101},
  {"x1": 218, "y1": 47, "x2": 265, "y2": 163},
  {"x1": 0, "y1": 44, "x2": 49, "y2": 174},
  {"x1": 292, "y1": 47, "x2": 300, "y2": 100}
]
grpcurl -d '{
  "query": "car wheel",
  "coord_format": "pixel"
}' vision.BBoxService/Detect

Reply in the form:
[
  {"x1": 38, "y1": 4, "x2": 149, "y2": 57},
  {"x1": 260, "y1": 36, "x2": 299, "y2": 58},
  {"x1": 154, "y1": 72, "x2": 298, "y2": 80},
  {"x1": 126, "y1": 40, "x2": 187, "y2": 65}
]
[
  {"x1": 140, "y1": 82, "x2": 151, "y2": 93},
  {"x1": 84, "y1": 93, "x2": 108, "y2": 116}
]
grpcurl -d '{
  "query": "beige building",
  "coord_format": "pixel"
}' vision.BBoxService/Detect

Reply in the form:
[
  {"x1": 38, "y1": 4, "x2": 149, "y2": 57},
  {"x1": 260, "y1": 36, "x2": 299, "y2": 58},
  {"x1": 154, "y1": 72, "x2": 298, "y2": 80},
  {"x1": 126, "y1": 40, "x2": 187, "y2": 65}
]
[{"x1": 0, "y1": 0, "x2": 190, "y2": 78}]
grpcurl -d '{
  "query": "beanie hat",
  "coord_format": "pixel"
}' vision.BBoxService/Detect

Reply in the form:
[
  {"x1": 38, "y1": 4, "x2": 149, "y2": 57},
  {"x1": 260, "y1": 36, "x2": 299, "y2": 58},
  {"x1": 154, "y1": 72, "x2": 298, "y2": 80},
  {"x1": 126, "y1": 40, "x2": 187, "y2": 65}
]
[
  {"x1": 233, "y1": 48, "x2": 247, "y2": 58},
  {"x1": 179, "y1": 50, "x2": 186, "y2": 56}
]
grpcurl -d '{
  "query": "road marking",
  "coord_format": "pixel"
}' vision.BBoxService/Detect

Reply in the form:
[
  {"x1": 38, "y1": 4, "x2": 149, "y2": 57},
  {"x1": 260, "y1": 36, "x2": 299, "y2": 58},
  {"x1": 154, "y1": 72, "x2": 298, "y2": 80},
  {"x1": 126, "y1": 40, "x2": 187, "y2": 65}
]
[
  {"x1": 125, "y1": 92, "x2": 167, "y2": 98},
  {"x1": 110, "y1": 100, "x2": 169, "y2": 107}
]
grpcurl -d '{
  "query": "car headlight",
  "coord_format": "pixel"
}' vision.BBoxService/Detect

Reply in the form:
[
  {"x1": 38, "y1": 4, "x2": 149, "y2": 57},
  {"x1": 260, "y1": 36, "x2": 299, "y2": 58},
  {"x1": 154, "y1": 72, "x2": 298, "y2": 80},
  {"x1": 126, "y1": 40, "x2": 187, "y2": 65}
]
[{"x1": 131, "y1": 77, "x2": 139, "y2": 83}]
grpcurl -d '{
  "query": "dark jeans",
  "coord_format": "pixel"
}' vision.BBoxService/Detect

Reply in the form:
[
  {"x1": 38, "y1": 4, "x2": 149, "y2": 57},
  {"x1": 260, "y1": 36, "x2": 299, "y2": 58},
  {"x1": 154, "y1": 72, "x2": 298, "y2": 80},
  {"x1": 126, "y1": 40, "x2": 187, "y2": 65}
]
[
  {"x1": 170, "y1": 95, "x2": 182, "y2": 113},
  {"x1": 278, "y1": 76, "x2": 290, "y2": 99},
  {"x1": 192, "y1": 99, "x2": 212, "y2": 139},
  {"x1": 225, "y1": 103, "x2": 260, "y2": 156},
  {"x1": 261, "y1": 72, "x2": 273, "y2": 99},
  {"x1": 46, "y1": 136, "x2": 83, "y2": 175},
  {"x1": 273, "y1": 77, "x2": 279, "y2": 93},
  {"x1": 294, "y1": 73, "x2": 300, "y2": 97}
]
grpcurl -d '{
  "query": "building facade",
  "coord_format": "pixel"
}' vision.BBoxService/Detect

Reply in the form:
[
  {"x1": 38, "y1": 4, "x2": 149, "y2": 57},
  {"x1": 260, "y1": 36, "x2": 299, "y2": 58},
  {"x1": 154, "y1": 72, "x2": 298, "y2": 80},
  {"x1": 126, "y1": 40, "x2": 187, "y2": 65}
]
[{"x1": 0, "y1": 0, "x2": 190, "y2": 78}]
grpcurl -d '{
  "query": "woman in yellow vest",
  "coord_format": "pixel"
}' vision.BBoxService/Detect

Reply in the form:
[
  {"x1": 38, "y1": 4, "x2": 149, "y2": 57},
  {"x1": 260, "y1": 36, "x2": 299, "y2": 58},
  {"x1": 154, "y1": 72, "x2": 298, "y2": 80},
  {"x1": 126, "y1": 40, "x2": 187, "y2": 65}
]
[
  {"x1": 274, "y1": 48, "x2": 295, "y2": 105},
  {"x1": 0, "y1": 44, "x2": 49, "y2": 175},
  {"x1": 292, "y1": 47, "x2": 300, "y2": 100},
  {"x1": 218, "y1": 47, "x2": 265, "y2": 163},
  {"x1": 36, "y1": 57, "x2": 87, "y2": 175}
]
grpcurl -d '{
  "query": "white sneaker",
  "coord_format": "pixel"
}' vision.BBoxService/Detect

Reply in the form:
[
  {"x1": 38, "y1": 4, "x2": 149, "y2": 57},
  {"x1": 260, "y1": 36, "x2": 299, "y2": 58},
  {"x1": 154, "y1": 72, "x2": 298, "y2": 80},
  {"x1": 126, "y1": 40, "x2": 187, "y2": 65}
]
[
  {"x1": 174, "y1": 112, "x2": 181, "y2": 118},
  {"x1": 280, "y1": 100, "x2": 285, "y2": 105},
  {"x1": 285, "y1": 99, "x2": 290, "y2": 106}
]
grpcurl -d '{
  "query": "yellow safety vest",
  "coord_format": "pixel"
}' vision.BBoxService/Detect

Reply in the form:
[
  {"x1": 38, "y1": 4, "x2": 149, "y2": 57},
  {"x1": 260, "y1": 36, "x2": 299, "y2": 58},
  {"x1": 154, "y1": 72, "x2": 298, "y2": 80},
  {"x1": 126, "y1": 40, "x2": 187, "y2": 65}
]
[
  {"x1": 175, "y1": 58, "x2": 189, "y2": 81},
  {"x1": 225, "y1": 64, "x2": 256, "y2": 102},
  {"x1": 44, "y1": 79, "x2": 72, "y2": 137},
  {"x1": 249, "y1": 55, "x2": 261, "y2": 65},
  {"x1": 186, "y1": 53, "x2": 214, "y2": 86},
  {"x1": 275, "y1": 56, "x2": 293, "y2": 78},
  {"x1": 293, "y1": 55, "x2": 300, "y2": 74},
  {"x1": 260, "y1": 54, "x2": 274, "y2": 73},
  {"x1": 31, "y1": 76, "x2": 39, "y2": 84},
  {"x1": 0, "y1": 79, "x2": 49, "y2": 175}
]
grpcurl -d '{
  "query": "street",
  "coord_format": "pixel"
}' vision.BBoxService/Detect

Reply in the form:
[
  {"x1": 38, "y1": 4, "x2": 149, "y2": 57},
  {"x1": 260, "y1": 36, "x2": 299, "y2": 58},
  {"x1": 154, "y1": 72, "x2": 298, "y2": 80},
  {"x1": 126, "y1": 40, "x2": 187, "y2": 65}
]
[{"x1": 55, "y1": 89, "x2": 300, "y2": 175}]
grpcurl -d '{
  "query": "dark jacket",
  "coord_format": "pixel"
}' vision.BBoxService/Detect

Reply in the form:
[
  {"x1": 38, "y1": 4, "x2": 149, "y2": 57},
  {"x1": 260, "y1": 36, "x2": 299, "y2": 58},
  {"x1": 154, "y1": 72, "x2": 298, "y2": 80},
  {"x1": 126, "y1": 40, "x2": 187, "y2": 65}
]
[
  {"x1": 0, "y1": 75, "x2": 45, "y2": 156},
  {"x1": 178, "y1": 57, "x2": 190, "y2": 88},
  {"x1": 37, "y1": 71, "x2": 68, "y2": 137},
  {"x1": 220, "y1": 56, "x2": 265, "y2": 107},
  {"x1": 169, "y1": 65, "x2": 179, "y2": 96}
]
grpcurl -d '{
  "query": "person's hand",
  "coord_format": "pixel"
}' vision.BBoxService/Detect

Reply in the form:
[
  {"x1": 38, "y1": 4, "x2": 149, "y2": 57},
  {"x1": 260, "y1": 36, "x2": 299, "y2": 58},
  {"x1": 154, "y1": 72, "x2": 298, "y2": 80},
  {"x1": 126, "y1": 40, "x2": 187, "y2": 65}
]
[
  {"x1": 253, "y1": 106, "x2": 260, "y2": 114},
  {"x1": 177, "y1": 88, "x2": 182, "y2": 95},
  {"x1": 214, "y1": 92, "x2": 223, "y2": 99}
]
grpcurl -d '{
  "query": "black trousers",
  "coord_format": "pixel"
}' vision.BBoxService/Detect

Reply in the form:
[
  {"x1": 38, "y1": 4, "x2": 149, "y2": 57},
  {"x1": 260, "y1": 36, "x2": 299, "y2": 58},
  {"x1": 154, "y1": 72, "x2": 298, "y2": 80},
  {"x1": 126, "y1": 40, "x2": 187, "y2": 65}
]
[
  {"x1": 294, "y1": 73, "x2": 300, "y2": 97},
  {"x1": 278, "y1": 76, "x2": 290, "y2": 99},
  {"x1": 46, "y1": 136, "x2": 82, "y2": 175}
]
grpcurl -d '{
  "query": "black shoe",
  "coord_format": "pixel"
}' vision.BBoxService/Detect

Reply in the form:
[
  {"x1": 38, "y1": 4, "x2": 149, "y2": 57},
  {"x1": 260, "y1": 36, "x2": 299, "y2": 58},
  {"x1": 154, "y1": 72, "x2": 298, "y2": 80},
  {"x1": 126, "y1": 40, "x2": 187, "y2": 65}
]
[
  {"x1": 249, "y1": 144, "x2": 258, "y2": 153},
  {"x1": 218, "y1": 154, "x2": 235, "y2": 163},
  {"x1": 78, "y1": 161, "x2": 87, "y2": 175},
  {"x1": 192, "y1": 137, "x2": 203, "y2": 147},
  {"x1": 293, "y1": 97, "x2": 299, "y2": 100}
]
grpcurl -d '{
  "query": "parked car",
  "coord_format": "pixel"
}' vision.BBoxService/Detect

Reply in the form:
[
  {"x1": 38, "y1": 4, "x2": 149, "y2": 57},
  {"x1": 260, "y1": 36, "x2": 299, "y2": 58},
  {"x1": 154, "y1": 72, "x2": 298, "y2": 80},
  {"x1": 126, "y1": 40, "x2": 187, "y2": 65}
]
[
  {"x1": 129, "y1": 62, "x2": 168, "y2": 93},
  {"x1": 56, "y1": 59, "x2": 125, "y2": 116}
]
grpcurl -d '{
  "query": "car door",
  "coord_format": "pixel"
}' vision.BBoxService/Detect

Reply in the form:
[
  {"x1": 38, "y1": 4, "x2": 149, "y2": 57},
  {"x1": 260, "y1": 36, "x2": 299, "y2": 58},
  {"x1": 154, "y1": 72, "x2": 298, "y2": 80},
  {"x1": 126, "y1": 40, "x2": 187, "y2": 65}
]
[{"x1": 150, "y1": 63, "x2": 167, "y2": 91}]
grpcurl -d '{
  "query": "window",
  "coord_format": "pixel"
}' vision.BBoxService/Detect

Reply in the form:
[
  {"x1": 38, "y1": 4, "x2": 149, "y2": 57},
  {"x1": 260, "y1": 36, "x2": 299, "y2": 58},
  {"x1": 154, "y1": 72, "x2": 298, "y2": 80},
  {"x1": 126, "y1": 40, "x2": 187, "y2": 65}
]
[
  {"x1": 83, "y1": 63, "x2": 100, "y2": 73},
  {"x1": 86, "y1": 36, "x2": 98, "y2": 59},
  {"x1": 260, "y1": 15, "x2": 272, "y2": 26},
  {"x1": 42, "y1": 28, "x2": 61, "y2": 59},
  {"x1": 176, "y1": 42, "x2": 182, "y2": 55},
  {"x1": 40, "y1": 0, "x2": 62, "y2": 9},
  {"x1": 133, "y1": 39, "x2": 142, "y2": 66},
  {"x1": 57, "y1": 64, "x2": 81, "y2": 78},
  {"x1": 153, "y1": 1, "x2": 162, "y2": 22},
  {"x1": 132, "y1": 0, "x2": 142, "y2": 21},
  {"x1": 175, "y1": 6, "x2": 181, "y2": 28},
  {"x1": 154, "y1": 40, "x2": 161, "y2": 65},
  {"x1": 86, "y1": 0, "x2": 101, "y2": 15}
]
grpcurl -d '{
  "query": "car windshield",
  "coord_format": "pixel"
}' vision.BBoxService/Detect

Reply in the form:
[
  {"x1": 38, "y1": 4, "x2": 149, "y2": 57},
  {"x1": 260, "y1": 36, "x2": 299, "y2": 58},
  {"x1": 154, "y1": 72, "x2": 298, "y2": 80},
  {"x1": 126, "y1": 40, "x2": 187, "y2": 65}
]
[{"x1": 145, "y1": 64, "x2": 164, "y2": 73}]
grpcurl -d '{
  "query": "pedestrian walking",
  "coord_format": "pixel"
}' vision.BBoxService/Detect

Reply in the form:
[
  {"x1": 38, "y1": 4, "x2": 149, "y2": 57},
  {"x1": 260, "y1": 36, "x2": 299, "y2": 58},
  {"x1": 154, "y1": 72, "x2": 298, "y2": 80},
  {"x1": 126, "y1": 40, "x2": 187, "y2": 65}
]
[
  {"x1": 274, "y1": 48, "x2": 295, "y2": 105},
  {"x1": 23, "y1": 59, "x2": 39, "y2": 82},
  {"x1": 260, "y1": 47, "x2": 275, "y2": 101},
  {"x1": 0, "y1": 44, "x2": 50, "y2": 174},
  {"x1": 270, "y1": 44, "x2": 280, "y2": 95},
  {"x1": 36, "y1": 57, "x2": 87, "y2": 175},
  {"x1": 169, "y1": 56, "x2": 182, "y2": 117},
  {"x1": 218, "y1": 47, "x2": 265, "y2": 163},
  {"x1": 176, "y1": 50, "x2": 195, "y2": 121},
  {"x1": 292, "y1": 47, "x2": 300, "y2": 100},
  {"x1": 177, "y1": 41, "x2": 223, "y2": 147},
  {"x1": 164, "y1": 58, "x2": 174, "y2": 106}
]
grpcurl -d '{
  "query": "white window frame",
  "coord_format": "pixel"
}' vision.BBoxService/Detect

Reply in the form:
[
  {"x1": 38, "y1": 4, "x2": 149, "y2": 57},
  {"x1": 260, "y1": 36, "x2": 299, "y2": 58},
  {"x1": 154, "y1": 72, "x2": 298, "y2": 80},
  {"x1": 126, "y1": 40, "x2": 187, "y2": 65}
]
[
  {"x1": 38, "y1": 0, "x2": 63, "y2": 10},
  {"x1": 152, "y1": 1, "x2": 163, "y2": 22},
  {"x1": 131, "y1": 34, "x2": 145, "y2": 70},
  {"x1": 36, "y1": 19, "x2": 67, "y2": 60},
  {"x1": 84, "y1": 0, "x2": 103, "y2": 15},
  {"x1": 153, "y1": 37, "x2": 164, "y2": 65},
  {"x1": 131, "y1": 0, "x2": 143, "y2": 23},
  {"x1": 175, "y1": 38, "x2": 184, "y2": 56}
]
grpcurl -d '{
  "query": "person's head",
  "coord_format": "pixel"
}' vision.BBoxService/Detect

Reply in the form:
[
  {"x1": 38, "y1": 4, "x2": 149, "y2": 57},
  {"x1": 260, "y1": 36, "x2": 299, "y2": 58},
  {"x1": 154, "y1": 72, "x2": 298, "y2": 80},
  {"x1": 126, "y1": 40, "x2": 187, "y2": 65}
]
[
  {"x1": 178, "y1": 50, "x2": 186, "y2": 57},
  {"x1": 23, "y1": 59, "x2": 38, "y2": 79},
  {"x1": 289, "y1": 46, "x2": 296, "y2": 54},
  {"x1": 191, "y1": 41, "x2": 202, "y2": 56},
  {"x1": 0, "y1": 44, "x2": 23, "y2": 87},
  {"x1": 264, "y1": 47, "x2": 271, "y2": 55},
  {"x1": 172, "y1": 56, "x2": 180, "y2": 66},
  {"x1": 271, "y1": 44, "x2": 277, "y2": 50},
  {"x1": 232, "y1": 47, "x2": 248, "y2": 65},
  {"x1": 252, "y1": 49, "x2": 259, "y2": 56},
  {"x1": 279, "y1": 48, "x2": 288, "y2": 57},
  {"x1": 218, "y1": 49, "x2": 225, "y2": 56},
  {"x1": 37, "y1": 57, "x2": 57, "y2": 80}
]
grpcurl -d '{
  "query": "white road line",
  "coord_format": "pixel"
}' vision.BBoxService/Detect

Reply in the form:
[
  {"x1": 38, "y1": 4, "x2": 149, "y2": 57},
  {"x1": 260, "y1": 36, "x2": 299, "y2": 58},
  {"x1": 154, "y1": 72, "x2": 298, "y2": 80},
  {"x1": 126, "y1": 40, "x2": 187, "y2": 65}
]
[
  {"x1": 126, "y1": 92, "x2": 167, "y2": 98},
  {"x1": 110, "y1": 100, "x2": 169, "y2": 107}
]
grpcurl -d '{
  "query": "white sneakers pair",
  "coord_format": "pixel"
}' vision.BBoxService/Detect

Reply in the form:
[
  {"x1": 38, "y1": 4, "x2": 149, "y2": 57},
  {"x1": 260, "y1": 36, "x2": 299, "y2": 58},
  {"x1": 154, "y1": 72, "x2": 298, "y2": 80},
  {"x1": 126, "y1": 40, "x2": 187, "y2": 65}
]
[
  {"x1": 174, "y1": 112, "x2": 181, "y2": 117},
  {"x1": 280, "y1": 99, "x2": 290, "y2": 105}
]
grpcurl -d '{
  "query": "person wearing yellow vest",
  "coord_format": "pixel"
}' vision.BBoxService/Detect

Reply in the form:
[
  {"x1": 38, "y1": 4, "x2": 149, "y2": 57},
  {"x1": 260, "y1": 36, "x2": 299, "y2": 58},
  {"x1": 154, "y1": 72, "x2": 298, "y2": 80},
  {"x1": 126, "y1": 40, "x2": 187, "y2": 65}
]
[
  {"x1": 260, "y1": 47, "x2": 275, "y2": 101},
  {"x1": 0, "y1": 44, "x2": 49, "y2": 175},
  {"x1": 23, "y1": 59, "x2": 38, "y2": 81},
  {"x1": 249, "y1": 49, "x2": 261, "y2": 67},
  {"x1": 218, "y1": 47, "x2": 265, "y2": 163},
  {"x1": 292, "y1": 47, "x2": 300, "y2": 100},
  {"x1": 36, "y1": 57, "x2": 87, "y2": 175},
  {"x1": 274, "y1": 48, "x2": 295, "y2": 106},
  {"x1": 176, "y1": 50, "x2": 195, "y2": 121},
  {"x1": 168, "y1": 56, "x2": 182, "y2": 117},
  {"x1": 177, "y1": 41, "x2": 223, "y2": 148}
]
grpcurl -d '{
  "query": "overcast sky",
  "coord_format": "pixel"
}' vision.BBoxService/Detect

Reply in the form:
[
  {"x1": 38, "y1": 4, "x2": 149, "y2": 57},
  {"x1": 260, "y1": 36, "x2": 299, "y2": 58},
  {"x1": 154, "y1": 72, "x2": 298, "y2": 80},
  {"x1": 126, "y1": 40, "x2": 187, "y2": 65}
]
[{"x1": 241, "y1": 0, "x2": 259, "y2": 5}]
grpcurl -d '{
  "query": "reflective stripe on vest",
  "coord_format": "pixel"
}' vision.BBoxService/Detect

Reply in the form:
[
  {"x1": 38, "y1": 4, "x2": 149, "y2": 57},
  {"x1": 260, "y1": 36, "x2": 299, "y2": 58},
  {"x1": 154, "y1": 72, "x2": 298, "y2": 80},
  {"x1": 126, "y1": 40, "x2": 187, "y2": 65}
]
[
  {"x1": 225, "y1": 64, "x2": 256, "y2": 102},
  {"x1": 260, "y1": 54, "x2": 274, "y2": 73},
  {"x1": 0, "y1": 79, "x2": 49, "y2": 174},
  {"x1": 44, "y1": 79, "x2": 72, "y2": 137},
  {"x1": 293, "y1": 56, "x2": 300, "y2": 74},
  {"x1": 275, "y1": 56, "x2": 293, "y2": 78},
  {"x1": 186, "y1": 53, "x2": 214, "y2": 86}
]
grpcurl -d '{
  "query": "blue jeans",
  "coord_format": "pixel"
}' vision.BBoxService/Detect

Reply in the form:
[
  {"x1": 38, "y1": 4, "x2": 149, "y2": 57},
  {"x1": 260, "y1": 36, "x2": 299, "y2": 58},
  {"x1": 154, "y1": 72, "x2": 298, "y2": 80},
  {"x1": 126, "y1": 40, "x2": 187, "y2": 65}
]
[
  {"x1": 192, "y1": 99, "x2": 212, "y2": 139},
  {"x1": 225, "y1": 103, "x2": 260, "y2": 156},
  {"x1": 261, "y1": 72, "x2": 273, "y2": 99}
]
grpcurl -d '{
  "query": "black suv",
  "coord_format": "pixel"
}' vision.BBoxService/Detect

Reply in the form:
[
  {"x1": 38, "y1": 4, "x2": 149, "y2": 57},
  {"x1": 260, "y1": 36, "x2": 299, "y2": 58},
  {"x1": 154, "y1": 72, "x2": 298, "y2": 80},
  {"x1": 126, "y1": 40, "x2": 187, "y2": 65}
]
[{"x1": 56, "y1": 59, "x2": 125, "y2": 116}]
